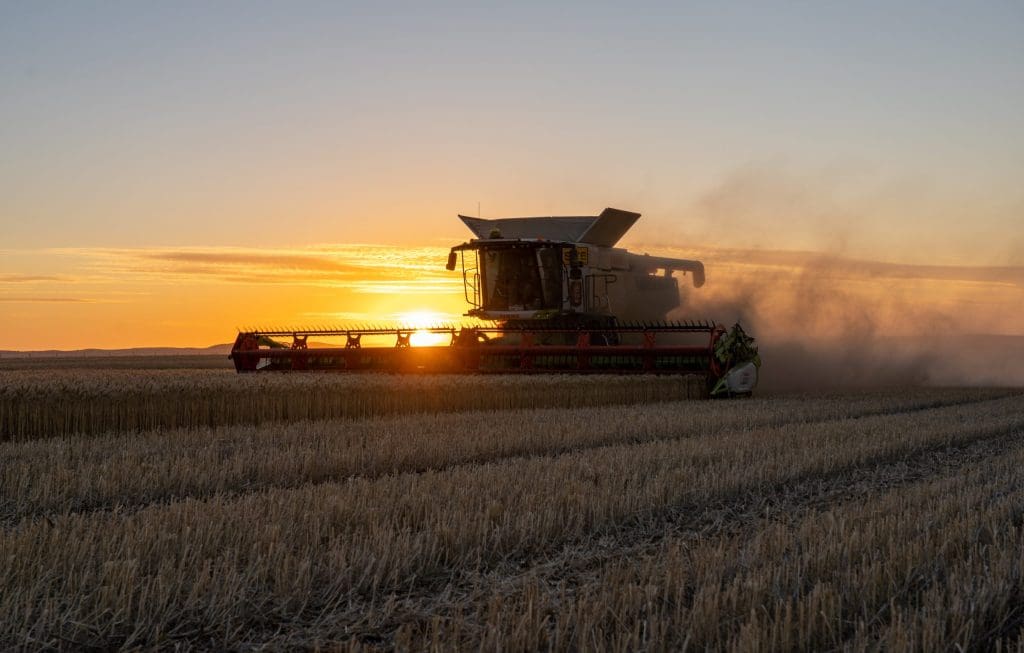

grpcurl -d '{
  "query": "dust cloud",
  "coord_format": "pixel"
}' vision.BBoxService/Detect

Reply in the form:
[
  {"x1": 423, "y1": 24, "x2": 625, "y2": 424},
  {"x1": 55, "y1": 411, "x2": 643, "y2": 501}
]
[
  {"x1": 641, "y1": 165, "x2": 1024, "y2": 393},
  {"x1": 672, "y1": 254, "x2": 1024, "y2": 394}
]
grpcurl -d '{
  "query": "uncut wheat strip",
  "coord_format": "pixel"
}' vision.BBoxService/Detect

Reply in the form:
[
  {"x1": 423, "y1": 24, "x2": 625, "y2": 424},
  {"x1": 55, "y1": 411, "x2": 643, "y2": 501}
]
[
  {"x1": 1, "y1": 388, "x2": 1012, "y2": 526},
  {"x1": 1, "y1": 396, "x2": 1023, "y2": 649},
  {"x1": 0, "y1": 371, "x2": 707, "y2": 441},
  {"x1": 0, "y1": 368, "x2": 1009, "y2": 443},
  {"x1": 20, "y1": 368, "x2": 1000, "y2": 395},
  {"x1": 422, "y1": 438, "x2": 1024, "y2": 653},
  {"x1": 238, "y1": 411, "x2": 1024, "y2": 651}
]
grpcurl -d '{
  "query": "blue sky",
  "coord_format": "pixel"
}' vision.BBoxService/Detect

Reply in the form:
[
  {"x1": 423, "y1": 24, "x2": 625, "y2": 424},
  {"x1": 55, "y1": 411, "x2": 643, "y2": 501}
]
[{"x1": 2, "y1": 1, "x2": 1021, "y2": 257}]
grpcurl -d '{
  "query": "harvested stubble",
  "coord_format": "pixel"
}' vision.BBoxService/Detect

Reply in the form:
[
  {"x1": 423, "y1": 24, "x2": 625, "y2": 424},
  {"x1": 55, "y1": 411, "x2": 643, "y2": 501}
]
[
  {"x1": 0, "y1": 387, "x2": 1013, "y2": 525},
  {"x1": 2, "y1": 390, "x2": 1023, "y2": 650},
  {"x1": 416, "y1": 438, "x2": 1024, "y2": 652},
  {"x1": 0, "y1": 370, "x2": 706, "y2": 441}
]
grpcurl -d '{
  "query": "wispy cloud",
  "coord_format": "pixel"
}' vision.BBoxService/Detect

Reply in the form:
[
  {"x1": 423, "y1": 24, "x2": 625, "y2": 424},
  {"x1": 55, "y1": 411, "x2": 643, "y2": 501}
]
[
  {"x1": 344, "y1": 280, "x2": 463, "y2": 294},
  {"x1": 0, "y1": 274, "x2": 69, "y2": 283},
  {"x1": 68, "y1": 245, "x2": 457, "y2": 293},
  {"x1": 16, "y1": 243, "x2": 1024, "y2": 293},
  {"x1": 136, "y1": 250, "x2": 363, "y2": 273},
  {"x1": 0, "y1": 296, "x2": 99, "y2": 303},
  {"x1": 6, "y1": 242, "x2": 1022, "y2": 331}
]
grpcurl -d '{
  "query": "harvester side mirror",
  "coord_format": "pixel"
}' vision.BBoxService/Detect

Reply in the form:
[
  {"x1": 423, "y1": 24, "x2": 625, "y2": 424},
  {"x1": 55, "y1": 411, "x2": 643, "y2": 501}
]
[{"x1": 445, "y1": 251, "x2": 458, "y2": 271}]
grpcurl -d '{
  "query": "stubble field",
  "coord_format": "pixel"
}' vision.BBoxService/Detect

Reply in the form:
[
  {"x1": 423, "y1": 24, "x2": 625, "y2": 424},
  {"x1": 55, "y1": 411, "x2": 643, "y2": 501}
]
[{"x1": 1, "y1": 361, "x2": 1023, "y2": 651}]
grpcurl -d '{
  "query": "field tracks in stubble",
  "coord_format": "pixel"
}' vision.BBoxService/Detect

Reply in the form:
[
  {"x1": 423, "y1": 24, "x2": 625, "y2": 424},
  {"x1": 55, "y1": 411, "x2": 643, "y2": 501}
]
[
  {"x1": 1, "y1": 389, "x2": 1018, "y2": 529},
  {"x1": 3, "y1": 380, "x2": 1024, "y2": 650},
  {"x1": 319, "y1": 424, "x2": 1024, "y2": 650},
  {"x1": 151, "y1": 392, "x2": 1024, "y2": 650},
  {"x1": 253, "y1": 395, "x2": 1024, "y2": 615}
]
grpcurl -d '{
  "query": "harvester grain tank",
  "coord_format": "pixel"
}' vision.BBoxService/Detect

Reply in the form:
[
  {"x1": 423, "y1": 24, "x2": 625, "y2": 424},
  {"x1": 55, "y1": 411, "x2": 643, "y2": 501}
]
[{"x1": 229, "y1": 208, "x2": 760, "y2": 396}]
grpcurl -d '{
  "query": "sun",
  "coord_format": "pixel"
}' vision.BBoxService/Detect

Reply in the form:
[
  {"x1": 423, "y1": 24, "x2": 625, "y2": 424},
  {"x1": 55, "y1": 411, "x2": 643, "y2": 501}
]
[{"x1": 396, "y1": 310, "x2": 454, "y2": 347}]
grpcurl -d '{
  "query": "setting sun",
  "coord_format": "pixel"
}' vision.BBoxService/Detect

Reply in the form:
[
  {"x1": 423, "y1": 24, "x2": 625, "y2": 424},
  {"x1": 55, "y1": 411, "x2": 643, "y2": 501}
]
[{"x1": 396, "y1": 310, "x2": 459, "y2": 347}]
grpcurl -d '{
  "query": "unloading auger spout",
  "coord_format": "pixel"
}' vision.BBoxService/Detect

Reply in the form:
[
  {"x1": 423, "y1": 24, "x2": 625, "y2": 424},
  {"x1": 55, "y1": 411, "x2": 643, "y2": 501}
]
[{"x1": 229, "y1": 208, "x2": 760, "y2": 396}]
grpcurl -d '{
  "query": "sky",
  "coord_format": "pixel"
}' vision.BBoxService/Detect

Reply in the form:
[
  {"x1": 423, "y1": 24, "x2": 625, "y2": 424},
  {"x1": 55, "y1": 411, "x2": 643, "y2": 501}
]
[{"x1": 1, "y1": 1, "x2": 1022, "y2": 349}]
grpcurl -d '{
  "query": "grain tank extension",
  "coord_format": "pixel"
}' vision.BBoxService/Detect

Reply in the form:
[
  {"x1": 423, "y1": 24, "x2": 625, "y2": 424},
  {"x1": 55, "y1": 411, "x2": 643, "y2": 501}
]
[{"x1": 230, "y1": 208, "x2": 759, "y2": 396}]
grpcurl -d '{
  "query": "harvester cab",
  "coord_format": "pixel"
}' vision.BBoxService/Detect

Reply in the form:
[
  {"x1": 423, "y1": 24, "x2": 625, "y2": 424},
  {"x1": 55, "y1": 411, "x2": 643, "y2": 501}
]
[{"x1": 448, "y1": 208, "x2": 706, "y2": 325}]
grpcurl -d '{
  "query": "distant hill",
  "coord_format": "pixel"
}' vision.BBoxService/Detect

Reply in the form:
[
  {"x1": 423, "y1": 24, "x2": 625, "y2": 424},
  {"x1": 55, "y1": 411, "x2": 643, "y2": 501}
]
[{"x1": 0, "y1": 344, "x2": 233, "y2": 359}]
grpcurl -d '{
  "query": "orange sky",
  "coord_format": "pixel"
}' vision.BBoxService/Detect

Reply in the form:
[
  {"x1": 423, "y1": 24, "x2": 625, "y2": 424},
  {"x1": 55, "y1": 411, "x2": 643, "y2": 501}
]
[
  {"x1": 2, "y1": 5, "x2": 1022, "y2": 350},
  {"x1": 1, "y1": 239, "x2": 1022, "y2": 350}
]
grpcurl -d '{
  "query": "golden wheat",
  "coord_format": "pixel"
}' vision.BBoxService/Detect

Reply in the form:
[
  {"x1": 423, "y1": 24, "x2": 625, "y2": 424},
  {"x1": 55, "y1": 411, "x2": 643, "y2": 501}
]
[
  {"x1": 1, "y1": 390, "x2": 1022, "y2": 649},
  {"x1": 0, "y1": 370, "x2": 711, "y2": 441}
]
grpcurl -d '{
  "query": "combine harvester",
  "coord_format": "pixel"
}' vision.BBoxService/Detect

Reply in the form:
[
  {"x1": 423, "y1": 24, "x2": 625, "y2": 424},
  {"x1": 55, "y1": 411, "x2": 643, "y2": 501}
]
[{"x1": 230, "y1": 208, "x2": 759, "y2": 396}]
